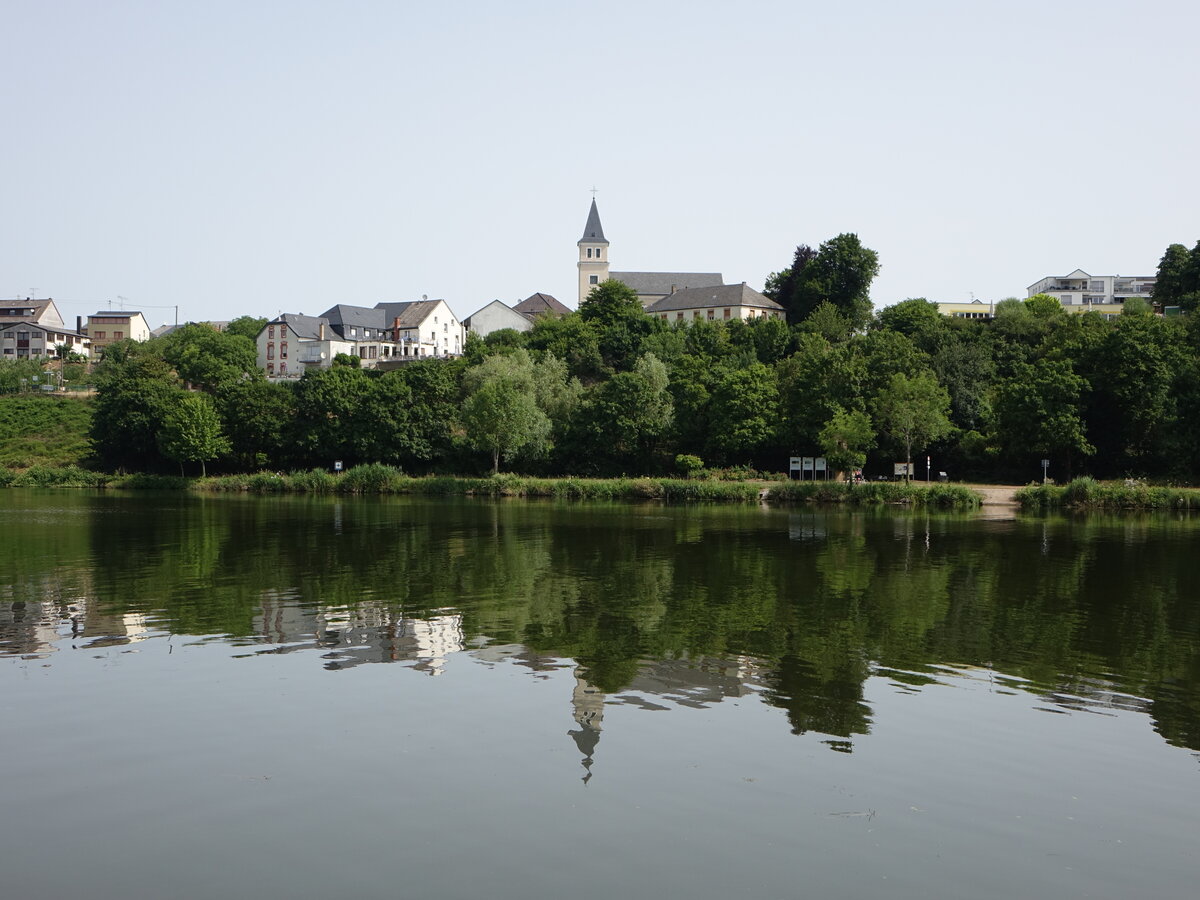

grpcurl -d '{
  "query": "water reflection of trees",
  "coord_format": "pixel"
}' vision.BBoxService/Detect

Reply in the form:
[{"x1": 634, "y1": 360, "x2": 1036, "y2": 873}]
[{"x1": 2, "y1": 494, "x2": 1199, "y2": 754}]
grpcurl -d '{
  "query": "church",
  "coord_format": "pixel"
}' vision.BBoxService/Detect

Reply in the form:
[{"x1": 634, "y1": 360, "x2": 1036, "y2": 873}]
[{"x1": 577, "y1": 199, "x2": 784, "y2": 322}]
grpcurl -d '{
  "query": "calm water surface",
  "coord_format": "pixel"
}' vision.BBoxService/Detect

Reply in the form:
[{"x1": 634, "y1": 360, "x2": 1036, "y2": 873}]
[{"x1": 2, "y1": 489, "x2": 1198, "y2": 899}]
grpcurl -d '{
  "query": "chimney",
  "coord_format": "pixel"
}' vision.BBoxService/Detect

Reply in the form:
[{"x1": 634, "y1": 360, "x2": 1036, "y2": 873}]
[
  {"x1": 318, "y1": 322, "x2": 325, "y2": 340},
  {"x1": 76, "y1": 315, "x2": 82, "y2": 334},
  {"x1": 671, "y1": 284, "x2": 677, "y2": 294},
  {"x1": 393, "y1": 316, "x2": 401, "y2": 342}
]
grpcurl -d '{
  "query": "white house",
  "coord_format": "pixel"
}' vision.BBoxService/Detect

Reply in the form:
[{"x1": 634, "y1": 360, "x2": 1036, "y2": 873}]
[
  {"x1": 1027, "y1": 269, "x2": 1157, "y2": 319},
  {"x1": 257, "y1": 299, "x2": 465, "y2": 380},
  {"x1": 463, "y1": 300, "x2": 534, "y2": 338}
]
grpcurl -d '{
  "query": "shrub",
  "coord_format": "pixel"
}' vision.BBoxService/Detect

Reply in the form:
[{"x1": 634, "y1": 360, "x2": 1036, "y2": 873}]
[
  {"x1": 675, "y1": 454, "x2": 704, "y2": 477},
  {"x1": 340, "y1": 463, "x2": 403, "y2": 493}
]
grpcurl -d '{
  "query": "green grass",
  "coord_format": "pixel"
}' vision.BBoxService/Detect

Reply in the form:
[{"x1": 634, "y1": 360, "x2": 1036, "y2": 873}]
[
  {"x1": 0, "y1": 395, "x2": 94, "y2": 468},
  {"x1": 767, "y1": 480, "x2": 981, "y2": 508},
  {"x1": 1, "y1": 461, "x2": 979, "y2": 508},
  {"x1": 1017, "y1": 478, "x2": 1200, "y2": 510}
]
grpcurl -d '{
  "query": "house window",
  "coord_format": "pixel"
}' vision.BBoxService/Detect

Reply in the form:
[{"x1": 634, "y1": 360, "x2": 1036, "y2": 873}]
[
  {"x1": 113, "y1": 331, "x2": 123, "y2": 339},
  {"x1": 94, "y1": 331, "x2": 106, "y2": 340},
  {"x1": 723, "y1": 308, "x2": 731, "y2": 319},
  {"x1": 267, "y1": 344, "x2": 275, "y2": 360},
  {"x1": 267, "y1": 363, "x2": 274, "y2": 374},
  {"x1": 269, "y1": 326, "x2": 275, "y2": 339},
  {"x1": 280, "y1": 342, "x2": 288, "y2": 358},
  {"x1": 676, "y1": 312, "x2": 684, "y2": 321},
  {"x1": 587, "y1": 248, "x2": 592, "y2": 258},
  {"x1": 280, "y1": 362, "x2": 287, "y2": 374},
  {"x1": 350, "y1": 328, "x2": 356, "y2": 337},
  {"x1": 707, "y1": 309, "x2": 715, "y2": 320},
  {"x1": 589, "y1": 275, "x2": 598, "y2": 284}
]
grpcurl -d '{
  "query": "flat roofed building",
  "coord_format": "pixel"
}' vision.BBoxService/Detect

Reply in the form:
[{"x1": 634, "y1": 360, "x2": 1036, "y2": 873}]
[
  {"x1": 85, "y1": 311, "x2": 151, "y2": 354},
  {"x1": 1027, "y1": 269, "x2": 1157, "y2": 319},
  {"x1": 934, "y1": 300, "x2": 995, "y2": 320}
]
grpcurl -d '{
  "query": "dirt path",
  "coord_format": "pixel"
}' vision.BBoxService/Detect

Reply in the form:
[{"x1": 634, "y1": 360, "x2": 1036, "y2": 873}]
[{"x1": 960, "y1": 484, "x2": 1022, "y2": 508}]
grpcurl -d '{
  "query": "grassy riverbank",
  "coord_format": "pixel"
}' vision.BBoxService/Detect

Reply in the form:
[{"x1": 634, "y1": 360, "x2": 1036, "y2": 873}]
[
  {"x1": 1, "y1": 463, "x2": 982, "y2": 507},
  {"x1": 1017, "y1": 477, "x2": 1200, "y2": 510}
]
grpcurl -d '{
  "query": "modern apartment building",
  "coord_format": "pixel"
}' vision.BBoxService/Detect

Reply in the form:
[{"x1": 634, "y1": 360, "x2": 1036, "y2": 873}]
[{"x1": 1027, "y1": 270, "x2": 1156, "y2": 318}]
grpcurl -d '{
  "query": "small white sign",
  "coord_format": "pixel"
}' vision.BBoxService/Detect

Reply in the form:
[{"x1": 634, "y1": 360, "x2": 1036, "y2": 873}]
[
  {"x1": 802, "y1": 457, "x2": 814, "y2": 471},
  {"x1": 894, "y1": 462, "x2": 911, "y2": 476},
  {"x1": 789, "y1": 457, "x2": 802, "y2": 471},
  {"x1": 334, "y1": 460, "x2": 343, "y2": 472},
  {"x1": 814, "y1": 457, "x2": 827, "y2": 472}
]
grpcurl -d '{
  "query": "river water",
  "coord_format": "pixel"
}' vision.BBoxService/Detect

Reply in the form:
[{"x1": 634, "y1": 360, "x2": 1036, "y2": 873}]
[{"x1": 2, "y1": 489, "x2": 1198, "y2": 899}]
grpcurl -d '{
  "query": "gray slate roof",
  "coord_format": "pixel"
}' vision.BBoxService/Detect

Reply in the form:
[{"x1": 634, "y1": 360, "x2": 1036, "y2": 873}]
[
  {"x1": 579, "y1": 199, "x2": 607, "y2": 243},
  {"x1": 610, "y1": 271, "x2": 724, "y2": 296},
  {"x1": 375, "y1": 300, "x2": 442, "y2": 328},
  {"x1": 648, "y1": 283, "x2": 784, "y2": 313},
  {"x1": 274, "y1": 313, "x2": 330, "y2": 340},
  {"x1": 513, "y1": 292, "x2": 571, "y2": 317},
  {"x1": 320, "y1": 304, "x2": 389, "y2": 331}
]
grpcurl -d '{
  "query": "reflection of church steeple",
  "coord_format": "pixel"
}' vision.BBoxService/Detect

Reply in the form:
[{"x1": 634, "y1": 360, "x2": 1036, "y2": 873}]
[{"x1": 568, "y1": 669, "x2": 605, "y2": 784}]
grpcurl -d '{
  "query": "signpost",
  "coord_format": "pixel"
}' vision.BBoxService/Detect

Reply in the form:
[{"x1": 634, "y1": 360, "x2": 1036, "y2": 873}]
[
  {"x1": 802, "y1": 457, "x2": 814, "y2": 481},
  {"x1": 1042, "y1": 458, "x2": 1049, "y2": 484},
  {"x1": 926, "y1": 455, "x2": 931, "y2": 483},
  {"x1": 893, "y1": 462, "x2": 911, "y2": 480},
  {"x1": 334, "y1": 460, "x2": 343, "y2": 473},
  {"x1": 814, "y1": 457, "x2": 827, "y2": 481},
  {"x1": 789, "y1": 457, "x2": 802, "y2": 480}
]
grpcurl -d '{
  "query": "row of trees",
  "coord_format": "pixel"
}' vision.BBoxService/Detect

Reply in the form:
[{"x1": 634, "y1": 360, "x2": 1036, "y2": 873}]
[{"x1": 84, "y1": 236, "x2": 1200, "y2": 481}]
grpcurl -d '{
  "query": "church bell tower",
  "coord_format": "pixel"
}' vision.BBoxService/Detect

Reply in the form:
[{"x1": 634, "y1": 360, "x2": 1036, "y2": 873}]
[{"x1": 577, "y1": 198, "x2": 610, "y2": 304}]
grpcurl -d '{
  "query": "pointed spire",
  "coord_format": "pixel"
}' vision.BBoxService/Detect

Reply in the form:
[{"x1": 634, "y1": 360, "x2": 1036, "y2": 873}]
[{"x1": 579, "y1": 198, "x2": 607, "y2": 244}]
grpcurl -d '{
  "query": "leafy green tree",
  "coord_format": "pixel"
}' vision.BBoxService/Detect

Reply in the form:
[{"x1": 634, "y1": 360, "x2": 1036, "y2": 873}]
[
  {"x1": 708, "y1": 362, "x2": 779, "y2": 463},
  {"x1": 1090, "y1": 314, "x2": 1183, "y2": 467},
  {"x1": 1152, "y1": 241, "x2": 1200, "y2": 310},
  {"x1": 90, "y1": 348, "x2": 180, "y2": 471},
  {"x1": 569, "y1": 353, "x2": 674, "y2": 472},
  {"x1": 993, "y1": 358, "x2": 1093, "y2": 477},
  {"x1": 929, "y1": 332, "x2": 995, "y2": 432},
  {"x1": 525, "y1": 312, "x2": 603, "y2": 381},
  {"x1": 225, "y1": 316, "x2": 267, "y2": 343},
  {"x1": 462, "y1": 351, "x2": 551, "y2": 473},
  {"x1": 462, "y1": 377, "x2": 549, "y2": 474},
  {"x1": 290, "y1": 366, "x2": 375, "y2": 465},
  {"x1": 770, "y1": 234, "x2": 880, "y2": 329},
  {"x1": 873, "y1": 372, "x2": 953, "y2": 478},
  {"x1": 796, "y1": 301, "x2": 855, "y2": 343},
  {"x1": 818, "y1": 407, "x2": 875, "y2": 478},
  {"x1": 874, "y1": 298, "x2": 943, "y2": 343},
  {"x1": 578, "y1": 278, "x2": 645, "y2": 328},
  {"x1": 217, "y1": 379, "x2": 296, "y2": 470},
  {"x1": 391, "y1": 360, "x2": 462, "y2": 469},
  {"x1": 158, "y1": 391, "x2": 231, "y2": 476},
  {"x1": 158, "y1": 322, "x2": 261, "y2": 392}
]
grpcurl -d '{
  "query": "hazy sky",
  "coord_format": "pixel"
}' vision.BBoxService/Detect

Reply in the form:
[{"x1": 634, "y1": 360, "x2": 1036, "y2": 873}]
[{"x1": 4, "y1": 0, "x2": 1198, "y2": 326}]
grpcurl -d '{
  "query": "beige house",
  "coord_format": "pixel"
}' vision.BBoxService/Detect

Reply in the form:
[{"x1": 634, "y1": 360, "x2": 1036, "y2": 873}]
[
  {"x1": 649, "y1": 283, "x2": 785, "y2": 324},
  {"x1": 85, "y1": 311, "x2": 150, "y2": 354},
  {"x1": 934, "y1": 299, "x2": 996, "y2": 320}
]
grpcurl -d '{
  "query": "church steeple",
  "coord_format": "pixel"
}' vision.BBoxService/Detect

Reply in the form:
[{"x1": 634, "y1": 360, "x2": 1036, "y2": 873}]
[
  {"x1": 577, "y1": 197, "x2": 610, "y2": 304},
  {"x1": 580, "y1": 198, "x2": 607, "y2": 243}
]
